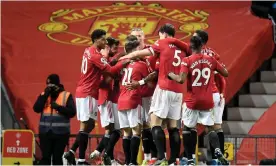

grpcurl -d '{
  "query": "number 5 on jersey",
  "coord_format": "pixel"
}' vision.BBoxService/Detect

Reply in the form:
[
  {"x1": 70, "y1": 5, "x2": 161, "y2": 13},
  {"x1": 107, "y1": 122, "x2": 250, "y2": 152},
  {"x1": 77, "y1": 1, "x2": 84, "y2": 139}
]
[
  {"x1": 173, "y1": 50, "x2": 181, "y2": 67},
  {"x1": 122, "y1": 68, "x2": 133, "y2": 85}
]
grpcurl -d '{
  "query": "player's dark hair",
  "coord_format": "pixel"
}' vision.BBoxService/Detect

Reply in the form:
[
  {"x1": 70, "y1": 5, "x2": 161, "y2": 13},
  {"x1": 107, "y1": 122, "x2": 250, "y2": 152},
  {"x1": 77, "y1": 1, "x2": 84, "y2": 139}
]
[
  {"x1": 195, "y1": 30, "x2": 208, "y2": 44},
  {"x1": 91, "y1": 29, "x2": 106, "y2": 43},
  {"x1": 125, "y1": 35, "x2": 140, "y2": 54},
  {"x1": 159, "y1": 23, "x2": 175, "y2": 37},
  {"x1": 190, "y1": 36, "x2": 203, "y2": 52},
  {"x1": 106, "y1": 36, "x2": 119, "y2": 47}
]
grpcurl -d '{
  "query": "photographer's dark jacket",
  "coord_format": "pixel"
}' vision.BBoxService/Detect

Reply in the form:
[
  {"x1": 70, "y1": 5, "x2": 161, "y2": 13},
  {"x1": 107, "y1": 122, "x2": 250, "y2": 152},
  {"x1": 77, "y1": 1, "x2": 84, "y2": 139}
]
[{"x1": 33, "y1": 86, "x2": 76, "y2": 134}]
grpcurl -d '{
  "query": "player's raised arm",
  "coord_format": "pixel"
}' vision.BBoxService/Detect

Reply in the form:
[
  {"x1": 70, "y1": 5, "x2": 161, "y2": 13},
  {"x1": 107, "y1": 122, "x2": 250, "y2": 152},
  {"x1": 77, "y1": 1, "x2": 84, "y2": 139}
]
[
  {"x1": 215, "y1": 72, "x2": 226, "y2": 95},
  {"x1": 109, "y1": 52, "x2": 127, "y2": 66},
  {"x1": 125, "y1": 71, "x2": 158, "y2": 90},
  {"x1": 106, "y1": 59, "x2": 130, "y2": 75},
  {"x1": 119, "y1": 49, "x2": 152, "y2": 60},
  {"x1": 164, "y1": 38, "x2": 191, "y2": 56},
  {"x1": 214, "y1": 59, "x2": 228, "y2": 77},
  {"x1": 168, "y1": 57, "x2": 189, "y2": 84},
  {"x1": 89, "y1": 48, "x2": 130, "y2": 75}
]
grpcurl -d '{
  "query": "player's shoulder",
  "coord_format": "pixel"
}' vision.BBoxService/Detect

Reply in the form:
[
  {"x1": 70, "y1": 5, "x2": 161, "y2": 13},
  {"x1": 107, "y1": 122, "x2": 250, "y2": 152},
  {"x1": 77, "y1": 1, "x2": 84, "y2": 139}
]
[
  {"x1": 85, "y1": 46, "x2": 101, "y2": 58},
  {"x1": 202, "y1": 46, "x2": 220, "y2": 59},
  {"x1": 202, "y1": 53, "x2": 214, "y2": 60},
  {"x1": 135, "y1": 60, "x2": 148, "y2": 67},
  {"x1": 203, "y1": 54, "x2": 218, "y2": 66},
  {"x1": 153, "y1": 38, "x2": 170, "y2": 46},
  {"x1": 181, "y1": 55, "x2": 193, "y2": 66},
  {"x1": 130, "y1": 61, "x2": 147, "y2": 72},
  {"x1": 86, "y1": 46, "x2": 96, "y2": 53},
  {"x1": 152, "y1": 40, "x2": 161, "y2": 47},
  {"x1": 187, "y1": 54, "x2": 199, "y2": 61}
]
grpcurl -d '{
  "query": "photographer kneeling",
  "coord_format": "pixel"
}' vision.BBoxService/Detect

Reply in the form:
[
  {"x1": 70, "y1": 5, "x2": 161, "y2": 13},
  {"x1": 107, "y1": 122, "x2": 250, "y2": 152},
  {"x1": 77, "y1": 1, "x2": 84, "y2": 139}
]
[{"x1": 33, "y1": 74, "x2": 76, "y2": 165}]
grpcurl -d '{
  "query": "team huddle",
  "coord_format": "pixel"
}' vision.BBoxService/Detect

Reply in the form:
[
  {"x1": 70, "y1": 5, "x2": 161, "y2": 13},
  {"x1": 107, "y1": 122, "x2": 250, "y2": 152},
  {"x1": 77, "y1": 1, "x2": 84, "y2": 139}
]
[{"x1": 63, "y1": 23, "x2": 229, "y2": 166}]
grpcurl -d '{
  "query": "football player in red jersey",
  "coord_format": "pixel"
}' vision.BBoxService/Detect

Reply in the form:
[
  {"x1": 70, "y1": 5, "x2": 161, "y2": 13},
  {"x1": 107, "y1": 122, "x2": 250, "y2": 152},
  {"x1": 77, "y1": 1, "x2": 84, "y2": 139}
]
[
  {"x1": 113, "y1": 35, "x2": 151, "y2": 165},
  {"x1": 167, "y1": 35, "x2": 229, "y2": 165},
  {"x1": 120, "y1": 23, "x2": 190, "y2": 165},
  {"x1": 130, "y1": 28, "x2": 158, "y2": 165},
  {"x1": 64, "y1": 29, "x2": 129, "y2": 165},
  {"x1": 130, "y1": 27, "x2": 148, "y2": 50},
  {"x1": 194, "y1": 30, "x2": 227, "y2": 164},
  {"x1": 89, "y1": 37, "x2": 121, "y2": 165}
]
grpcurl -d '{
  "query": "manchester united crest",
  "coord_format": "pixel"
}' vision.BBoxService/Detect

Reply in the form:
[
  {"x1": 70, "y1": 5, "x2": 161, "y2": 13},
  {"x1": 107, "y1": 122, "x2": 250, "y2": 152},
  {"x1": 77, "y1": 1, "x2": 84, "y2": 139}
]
[{"x1": 38, "y1": 2, "x2": 209, "y2": 47}]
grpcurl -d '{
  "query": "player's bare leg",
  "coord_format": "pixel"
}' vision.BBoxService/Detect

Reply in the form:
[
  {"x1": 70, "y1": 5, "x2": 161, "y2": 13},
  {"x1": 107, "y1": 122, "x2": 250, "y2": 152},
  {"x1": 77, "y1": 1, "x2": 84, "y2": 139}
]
[
  {"x1": 165, "y1": 119, "x2": 181, "y2": 165},
  {"x1": 150, "y1": 113, "x2": 168, "y2": 165}
]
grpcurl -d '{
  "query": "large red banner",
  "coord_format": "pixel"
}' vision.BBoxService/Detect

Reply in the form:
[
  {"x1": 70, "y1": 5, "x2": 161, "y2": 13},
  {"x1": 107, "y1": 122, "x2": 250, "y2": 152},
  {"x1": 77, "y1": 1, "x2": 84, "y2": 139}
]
[{"x1": 2, "y1": 1, "x2": 274, "y2": 136}]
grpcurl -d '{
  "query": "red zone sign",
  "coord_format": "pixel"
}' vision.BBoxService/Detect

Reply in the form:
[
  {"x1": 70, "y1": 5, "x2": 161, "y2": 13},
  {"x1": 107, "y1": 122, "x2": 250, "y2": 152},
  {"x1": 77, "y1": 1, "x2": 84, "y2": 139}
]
[{"x1": 2, "y1": 130, "x2": 34, "y2": 165}]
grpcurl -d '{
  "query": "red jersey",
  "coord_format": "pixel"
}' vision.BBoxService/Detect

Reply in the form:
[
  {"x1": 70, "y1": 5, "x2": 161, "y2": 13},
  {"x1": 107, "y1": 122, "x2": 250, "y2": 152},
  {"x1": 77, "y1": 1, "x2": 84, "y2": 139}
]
[
  {"x1": 98, "y1": 59, "x2": 121, "y2": 105},
  {"x1": 75, "y1": 46, "x2": 124, "y2": 99},
  {"x1": 143, "y1": 44, "x2": 157, "y2": 72},
  {"x1": 155, "y1": 59, "x2": 160, "y2": 71},
  {"x1": 148, "y1": 38, "x2": 188, "y2": 93},
  {"x1": 118, "y1": 61, "x2": 149, "y2": 110},
  {"x1": 108, "y1": 77, "x2": 120, "y2": 103},
  {"x1": 181, "y1": 53, "x2": 225, "y2": 110},
  {"x1": 98, "y1": 77, "x2": 120, "y2": 104},
  {"x1": 202, "y1": 46, "x2": 226, "y2": 94},
  {"x1": 140, "y1": 56, "x2": 157, "y2": 97},
  {"x1": 145, "y1": 56, "x2": 158, "y2": 72},
  {"x1": 98, "y1": 77, "x2": 111, "y2": 105}
]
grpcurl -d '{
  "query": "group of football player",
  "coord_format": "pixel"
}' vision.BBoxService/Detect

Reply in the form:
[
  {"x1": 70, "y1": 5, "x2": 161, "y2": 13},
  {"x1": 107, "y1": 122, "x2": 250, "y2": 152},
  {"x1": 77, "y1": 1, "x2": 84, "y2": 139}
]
[{"x1": 63, "y1": 23, "x2": 229, "y2": 166}]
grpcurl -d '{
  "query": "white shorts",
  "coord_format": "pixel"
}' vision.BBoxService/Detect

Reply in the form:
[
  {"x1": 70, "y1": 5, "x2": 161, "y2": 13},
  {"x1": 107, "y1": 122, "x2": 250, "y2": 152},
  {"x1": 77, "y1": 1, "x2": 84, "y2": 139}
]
[
  {"x1": 98, "y1": 101, "x2": 120, "y2": 130},
  {"x1": 213, "y1": 93, "x2": 225, "y2": 124},
  {"x1": 76, "y1": 96, "x2": 98, "y2": 122},
  {"x1": 182, "y1": 103, "x2": 214, "y2": 128},
  {"x1": 118, "y1": 105, "x2": 143, "y2": 129},
  {"x1": 149, "y1": 86, "x2": 182, "y2": 120},
  {"x1": 142, "y1": 97, "x2": 152, "y2": 123}
]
